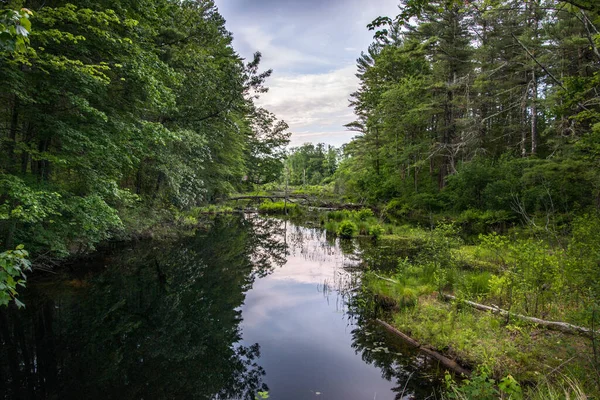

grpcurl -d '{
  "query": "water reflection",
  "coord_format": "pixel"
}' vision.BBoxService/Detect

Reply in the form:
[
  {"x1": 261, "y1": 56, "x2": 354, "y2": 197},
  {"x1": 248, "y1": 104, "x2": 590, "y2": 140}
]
[
  {"x1": 239, "y1": 220, "x2": 441, "y2": 400},
  {"x1": 1, "y1": 215, "x2": 441, "y2": 400},
  {"x1": 0, "y1": 216, "x2": 284, "y2": 400}
]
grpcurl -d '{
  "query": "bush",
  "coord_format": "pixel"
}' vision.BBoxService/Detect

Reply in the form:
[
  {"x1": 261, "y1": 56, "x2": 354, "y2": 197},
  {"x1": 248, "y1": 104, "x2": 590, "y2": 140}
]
[
  {"x1": 337, "y1": 220, "x2": 358, "y2": 238},
  {"x1": 327, "y1": 210, "x2": 351, "y2": 222},
  {"x1": 383, "y1": 199, "x2": 412, "y2": 222},
  {"x1": 397, "y1": 286, "x2": 418, "y2": 308},
  {"x1": 456, "y1": 209, "x2": 514, "y2": 235},
  {"x1": 357, "y1": 221, "x2": 369, "y2": 235},
  {"x1": 356, "y1": 208, "x2": 375, "y2": 221},
  {"x1": 461, "y1": 271, "x2": 492, "y2": 297},
  {"x1": 445, "y1": 367, "x2": 523, "y2": 400},
  {"x1": 181, "y1": 216, "x2": 198, "y2": 226},
  {"x1": 368, "y1": 224, "x2": 385, "y2": 239},
  {"x1": 0, "y1": 245, "x2": 31, "y2": 308}
]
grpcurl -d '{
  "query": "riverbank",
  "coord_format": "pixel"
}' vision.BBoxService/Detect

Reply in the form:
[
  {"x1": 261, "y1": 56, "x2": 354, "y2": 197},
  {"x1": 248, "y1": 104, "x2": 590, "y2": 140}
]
[
  {"x1": 226, "y1": 200, "x2": 599, "y2": 397},
  {"x1": 358, "y1": 221, "x2": 599, "y2": 399}
]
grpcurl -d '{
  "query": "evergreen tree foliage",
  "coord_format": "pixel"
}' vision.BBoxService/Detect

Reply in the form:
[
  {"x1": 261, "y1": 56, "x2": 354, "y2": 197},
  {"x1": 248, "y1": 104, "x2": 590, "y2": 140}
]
[{"x1": 340, "y1": 0, "x2": 600, "y2": 222}]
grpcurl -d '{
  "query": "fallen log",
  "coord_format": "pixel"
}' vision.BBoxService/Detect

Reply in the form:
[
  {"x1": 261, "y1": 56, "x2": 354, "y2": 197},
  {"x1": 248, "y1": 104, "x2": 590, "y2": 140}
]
[
  {"x1": 442, "y1": 294, "x2": 598, "y2": 338},
  {"x1": 371, "y1": 274, "x2": 599, "y2": 338},
  {"x1": 376, "y1": 319, "x2": 471, "y2": 376},
  {"x1": 229, "y1": 195, "x2": 309, "y2": 201},
  {"x1": 373, "y1": 273, "x2": 399, "y2": 284}
]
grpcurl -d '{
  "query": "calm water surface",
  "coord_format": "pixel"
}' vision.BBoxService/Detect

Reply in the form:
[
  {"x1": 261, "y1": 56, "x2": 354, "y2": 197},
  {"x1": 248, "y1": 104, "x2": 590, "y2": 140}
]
[{"x1": 0, "y1": 215, "x2": 441, "y2": 400}]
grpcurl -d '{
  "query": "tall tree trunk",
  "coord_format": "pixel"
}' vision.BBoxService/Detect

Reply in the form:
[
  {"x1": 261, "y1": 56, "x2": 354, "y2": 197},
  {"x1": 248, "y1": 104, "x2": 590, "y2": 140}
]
[
  {"x1": 531, "y1": 68, "x2": 538, "y2": 155},
  {"x1": 521, "y1": 77, "x2": 528, "y2": 157}
]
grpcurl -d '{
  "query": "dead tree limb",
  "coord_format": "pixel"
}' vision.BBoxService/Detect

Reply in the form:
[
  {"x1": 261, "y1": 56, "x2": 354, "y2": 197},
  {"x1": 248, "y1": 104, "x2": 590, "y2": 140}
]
[
  {"x1": 371, "y1": 274, "x2": 598, "y2": 337},
  {"x1": 442, "y1": 294, "x2": 599, "y2": 338},
  {"x1": 376, "y1": 319, "x2": 471, "y2": 376}
]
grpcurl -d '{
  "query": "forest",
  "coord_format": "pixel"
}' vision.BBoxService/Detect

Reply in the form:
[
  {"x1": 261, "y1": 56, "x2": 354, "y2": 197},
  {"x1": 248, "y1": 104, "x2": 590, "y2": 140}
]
[
  {"x1": 1, "y1": 0, "x2": 600, "y2": 398},
  {"x1": 0, "y1": 0, "x2": 290, "y2": 304}
]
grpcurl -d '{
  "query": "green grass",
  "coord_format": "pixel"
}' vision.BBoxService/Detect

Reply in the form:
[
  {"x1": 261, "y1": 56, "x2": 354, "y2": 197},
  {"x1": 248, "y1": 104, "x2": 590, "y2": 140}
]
[
  {"x1": 452, "y1": 245, "x2": 499, "y2": 271},
  {"x1": 257, "y1": 200, "x2": 301, "y2": 215},
  {"x1": 322, "y1": 208, "x2": 396, "y2": 239},
  {"x1": 364, "y1": 273, "x2": 597, "y2": 397}
]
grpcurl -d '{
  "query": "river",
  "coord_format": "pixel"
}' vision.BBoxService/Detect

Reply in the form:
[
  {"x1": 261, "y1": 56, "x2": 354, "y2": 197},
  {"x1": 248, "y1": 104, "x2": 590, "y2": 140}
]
[{"x1": 0, "y1": 215, "x2": 442, "y2": 399}]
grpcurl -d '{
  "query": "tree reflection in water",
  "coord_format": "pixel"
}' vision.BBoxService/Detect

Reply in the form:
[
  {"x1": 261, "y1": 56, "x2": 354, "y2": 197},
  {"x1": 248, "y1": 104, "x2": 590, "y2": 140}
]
[
  {"x1": 349, "y1": 318, "x2": 443, "y2": 400},
  {"x1": 0, "y1": 215, "x2": 287, "y2": 400},
  {"x1": 343, "y1": 238, "x2": 443, "y2": 400}
]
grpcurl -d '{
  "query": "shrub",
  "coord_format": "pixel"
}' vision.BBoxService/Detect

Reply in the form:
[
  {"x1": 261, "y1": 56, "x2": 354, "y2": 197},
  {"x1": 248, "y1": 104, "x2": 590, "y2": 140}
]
[
  {"x1": 337, "y1": 220, "x2": 357, "y2": 238},
  {"x1": 324, "y1": 220, "x2": 338, "y2": 234},
  {"x1": 0, "y1": 246, "x2": 31, "y2": 308},
  {"x1": 356, "y1": 208, "x2": 375, "y2": 221},
  {"x1": 181, "y1": 216, "x2": 198, "y2": 226},
  {"x1": 461, "y1": 271, "x2": 492, "y2": 297},
  {"x1": 397, "y1": 286, "x2": 418, "y2": 308},
  {"x1": 327, "y1": 210, "x2": 351, "y2": 222},
  {"x1": 444, "y1": 367, "x2": 523, "y2": 400},
  {"x1": 382, "y1": 199, "x2": 411, "y2": 222},
  {"x1": 357, "y1": 221, "x2": 369, "y2": 235},
  {"x1": 368, "y1": 224, "x2": 385, "y2": 239}
]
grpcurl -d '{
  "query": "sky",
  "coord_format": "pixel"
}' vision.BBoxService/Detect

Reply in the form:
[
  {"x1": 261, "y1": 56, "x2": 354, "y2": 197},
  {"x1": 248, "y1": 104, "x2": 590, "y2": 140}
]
[{"x1": 214, "y1": 0, "x2": 400, "y2": 148}]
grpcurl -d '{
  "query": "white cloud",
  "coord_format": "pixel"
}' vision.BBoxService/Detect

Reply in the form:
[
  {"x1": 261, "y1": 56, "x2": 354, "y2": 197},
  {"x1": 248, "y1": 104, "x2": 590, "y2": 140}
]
[
  {"x1": 215, "y1": 0, "x2": 400, "y2": 147},
  {"x1": 234, "y1": 25, "x2": 333, "y2": 71},
  {"x1": 256, "y1": 64, "x2": 359, "y2": 147}
]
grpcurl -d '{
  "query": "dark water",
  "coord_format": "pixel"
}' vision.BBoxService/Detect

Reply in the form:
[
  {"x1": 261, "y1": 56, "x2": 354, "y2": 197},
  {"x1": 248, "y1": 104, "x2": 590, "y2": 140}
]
[{"x1": 0, "y1": 215, "x2": 442, "y2": 400}]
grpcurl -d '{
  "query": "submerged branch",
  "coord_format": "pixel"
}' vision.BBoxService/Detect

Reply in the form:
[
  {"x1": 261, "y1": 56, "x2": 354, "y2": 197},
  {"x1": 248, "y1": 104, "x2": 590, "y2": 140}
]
[{"x1": 375, "y1": 319, "x2": 471, "y2": 376}]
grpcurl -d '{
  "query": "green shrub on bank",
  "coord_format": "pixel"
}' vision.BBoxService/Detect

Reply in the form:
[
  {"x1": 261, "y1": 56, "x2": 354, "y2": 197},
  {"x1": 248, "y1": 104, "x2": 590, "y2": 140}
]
[
  {"x1": 356, "y1": 208, "x2": 375, "y2": 220},
  {"x1": 382, "y1": 199, "x2": 413, "y2": 222},
  {"x1": 324, "y1": 208, "x2": 385, "y2": 238},
  {"x1": 368, "y1": 224, "x2": 385, "y2": 239},
  {"x1": 337, "y1": 220, "x2": 358, "y2": 238},
  {"x1": 455, "y1": 209, "x2": 514, "y2": 235},
  {"x1": 444, "y1": 367, "x2": 523, "y2": 400},
  {"x1": 324, "y1": 220, "x2": 338, "y2": 234},
  {"x1": 366, "y1": 274, "x2": 418, "y2": 309},
  {"x1": 0, "y1": 246, "x2": 31, "y2": 308}
]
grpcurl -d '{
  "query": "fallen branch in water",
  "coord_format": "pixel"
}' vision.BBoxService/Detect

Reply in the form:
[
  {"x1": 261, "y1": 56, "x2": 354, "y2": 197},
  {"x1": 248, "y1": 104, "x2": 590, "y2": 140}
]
[
  {"x1": 442, "y1": 294, "x2": 598, "y2": 338},
  {"x1": 376, "y1": 319, "x2": 471, "y2": 377}
]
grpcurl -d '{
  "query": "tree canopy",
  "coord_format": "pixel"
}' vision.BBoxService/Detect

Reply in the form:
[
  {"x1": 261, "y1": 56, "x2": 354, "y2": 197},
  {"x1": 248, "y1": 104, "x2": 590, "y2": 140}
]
[
  {"x1": 337, "y1": 0, "x2": 600, "y2": 222},
  {"x1": 0, "y1": 0, "x2": 289, "y2": 260}
]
